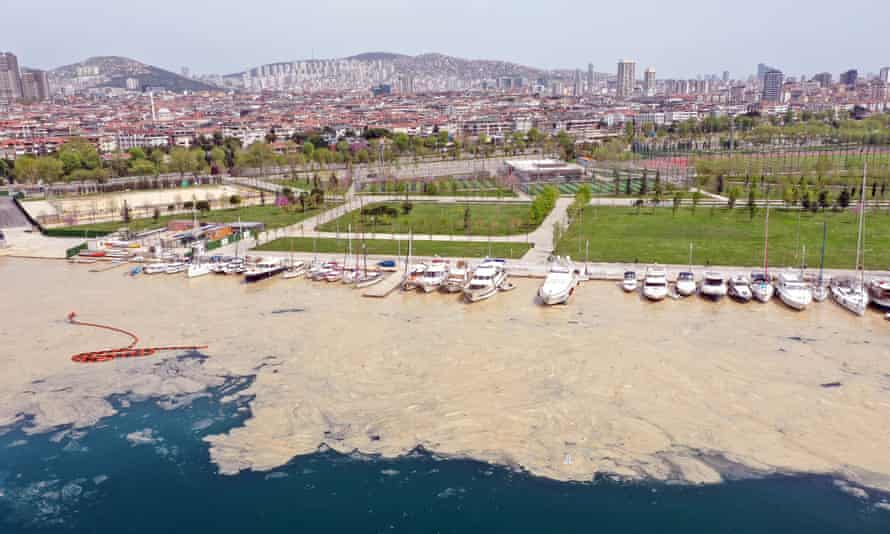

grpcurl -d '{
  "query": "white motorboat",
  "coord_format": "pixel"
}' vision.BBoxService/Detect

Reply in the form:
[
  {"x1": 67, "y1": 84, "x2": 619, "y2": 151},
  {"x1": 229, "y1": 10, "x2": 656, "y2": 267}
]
[
  {"x1": 750, "y1": 272, "x2": 774, "y2": 303},
  {"x1": 143, "y1": 263, "x2": 168, "y2": 275},
  {"x1": 324, "y1": 266, "x2": 343, "y2": 283},
  {"x1": 538, "y1": 256, "x2": 579, "y2": 305},
  {"x1": 443, "y1": 261, "x2": 470, "y2": 293},
  {"x1": 700, "y1": 272, "x2": 728, "y2": 300},
  {"x1": 675, "y1": 271, "x2": 696, "y2": 297},
  {"x1": 165, "y1": 262, "x2": 187, "y2": 274},
  {"x1": 419, "y1": 261, "x2": 449, "y2": 293},
  {"x1": 642, "y1": 265, "x2": 668, "y2": 301},
  {"x1": 621, "y1": 271, "x2": 638, "y2": 292},
  {"x1": 283, "y1": 261, "x2": 306, "y2": 279},
  {"x1": 187, "y1": 262, "x2": 212, "y2": 278},
  {"x1": 728, "y1": 275, "x2": 752, "y2": 303},
  {"x1": 463, "y1": 260, "x2": 507, "y2": 303},
  {"x1": 776, "y1": 272, "x2": 813, "y2": 311},
  {"x1": 244, "y1": 258, "x2": 286, "y2": 283},
  {"x1": 867, "y1": 279, "x2": 890, "y2": 310},
  {"x1": 830, "y1": 277, "x2": 869, "y2": 316}
]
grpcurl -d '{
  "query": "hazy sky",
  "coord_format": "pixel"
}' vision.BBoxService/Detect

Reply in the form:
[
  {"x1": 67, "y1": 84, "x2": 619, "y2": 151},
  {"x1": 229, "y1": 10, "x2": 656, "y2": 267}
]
[{"x1": 6, "y1": 0, "x2": 889, "y2": 78}]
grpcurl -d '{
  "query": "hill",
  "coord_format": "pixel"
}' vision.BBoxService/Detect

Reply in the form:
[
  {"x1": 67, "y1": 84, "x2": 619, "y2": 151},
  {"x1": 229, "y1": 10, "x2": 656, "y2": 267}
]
[{"x1": 49, "y1": 56, "x2": 217, "y2": 93}]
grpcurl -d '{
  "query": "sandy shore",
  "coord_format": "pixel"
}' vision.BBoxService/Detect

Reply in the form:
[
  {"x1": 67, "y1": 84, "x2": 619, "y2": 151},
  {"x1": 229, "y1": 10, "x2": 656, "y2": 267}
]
[{"x1": 1, "y1": 258, "x2": 889, "y2": 492}]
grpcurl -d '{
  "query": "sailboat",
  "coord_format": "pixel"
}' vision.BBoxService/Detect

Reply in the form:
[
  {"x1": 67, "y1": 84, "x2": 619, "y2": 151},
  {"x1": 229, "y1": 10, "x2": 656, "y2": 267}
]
[
  {"x1": 354, "y1": 240, "x2": 384, "y2": 288},
  {"x1": 812, "y1": 223, "x2": 829, "y2": 302},
  {"x1": 830, "y1": 159, "x2": 869, "y2": 316},
  {"x1": 751, "y1": 184, "x2": 774, "y2": 303}
]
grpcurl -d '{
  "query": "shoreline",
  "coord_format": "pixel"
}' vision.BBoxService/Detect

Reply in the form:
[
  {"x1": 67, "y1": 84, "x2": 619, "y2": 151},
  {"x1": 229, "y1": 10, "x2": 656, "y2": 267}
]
[{"x1": 2, "y1": 257, "x2": 889, "y2": 495}]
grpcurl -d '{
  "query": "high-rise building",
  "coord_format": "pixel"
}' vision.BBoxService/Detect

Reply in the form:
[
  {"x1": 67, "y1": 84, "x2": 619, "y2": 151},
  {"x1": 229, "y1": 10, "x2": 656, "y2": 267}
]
[
  {"x1": 573, "y1": 68, "x2": 582, "y2": 97},
  {"x1": 879, "y1": 67, "x2": 889, "y2": 84},
  {"x1": 20, "y1": 69, "x2": 50, "y2": 101},
  {"x1": 643, "y1": 68, "x2": 656, "y2": 96},
  {"x1": 587, "y1": 63, "x2": 594, "y2": 95},
  {"x1": 0, "y1": 52, "x2": 23, "y2": 102},
  {"x1": 761, "y1": 69, "x2": 784, "y2": 102},
  {"x1": 616, "y1": 59, "x2": 636, "y2": 98},
  {"x1": 813, "y1": 72, "x2": 832, "y2": 87},
  {"x1": 181, "y1": 67, "x2": 190, "y2": 79},
  {"x1": 840, "y1": 69, "x2": 858, "y2": 87},
  {"x1": 722, "y1": 71, "x2": 730, "y2": 83}
]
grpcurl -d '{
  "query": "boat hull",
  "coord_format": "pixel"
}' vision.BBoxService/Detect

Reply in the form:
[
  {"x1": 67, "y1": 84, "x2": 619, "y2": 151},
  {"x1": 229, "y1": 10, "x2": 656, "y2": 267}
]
[{"x1": 245, "y1": 266, "x2": 286, "y2": 283}]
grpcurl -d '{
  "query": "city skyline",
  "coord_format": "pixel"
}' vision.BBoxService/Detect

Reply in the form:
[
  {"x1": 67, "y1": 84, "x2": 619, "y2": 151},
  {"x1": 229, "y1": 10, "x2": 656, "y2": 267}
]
[{"x1": 5, "y1": 0, "x2": 889, "y2": 79}]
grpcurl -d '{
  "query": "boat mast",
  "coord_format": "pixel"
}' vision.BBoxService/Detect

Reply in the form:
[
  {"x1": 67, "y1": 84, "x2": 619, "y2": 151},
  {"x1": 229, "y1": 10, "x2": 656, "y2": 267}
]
[
  {"x1": 855, "y1": 158, "x2": 867, "y2": 284},
  {"x1": 763, "y1": 185, "x2": 770, "y2": 277},
  {"x1": 818, "y1": 221, "x2": 826, "y2": 287}
]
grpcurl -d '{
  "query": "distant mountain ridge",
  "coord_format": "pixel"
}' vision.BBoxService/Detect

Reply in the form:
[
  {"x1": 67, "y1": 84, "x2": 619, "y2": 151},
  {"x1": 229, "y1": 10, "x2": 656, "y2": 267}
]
[
  {"x1": 49, "y1": 56, "x2": 217, "y2": 93},
  {"x1": 229, "y1": 51, "x2": 551, "y2": 81}
]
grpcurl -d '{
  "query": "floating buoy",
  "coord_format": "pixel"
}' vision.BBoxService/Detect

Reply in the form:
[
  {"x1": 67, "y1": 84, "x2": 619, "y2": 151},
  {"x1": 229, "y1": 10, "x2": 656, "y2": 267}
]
[{"x1": 67, "y1": 312, "x2": 207, "y2": 364}]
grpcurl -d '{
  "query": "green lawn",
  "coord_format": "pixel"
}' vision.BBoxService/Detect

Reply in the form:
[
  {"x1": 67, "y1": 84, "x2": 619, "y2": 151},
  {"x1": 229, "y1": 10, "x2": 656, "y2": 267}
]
[
  {"x1": 256, "y1": 237, "x2": 531, "y2": 259},
  {"x1": 317, "y1": 201, "x2": 535, "y2": 236},
  {"x1": 554, "y1": 206, "x2": 890, "y2": 269},
  {"x1": 360, "y1": 189, "x2": 518, "y2": 198},
  {"x1": 46, "y1": 204, "x2": 337, "y2": 237}
]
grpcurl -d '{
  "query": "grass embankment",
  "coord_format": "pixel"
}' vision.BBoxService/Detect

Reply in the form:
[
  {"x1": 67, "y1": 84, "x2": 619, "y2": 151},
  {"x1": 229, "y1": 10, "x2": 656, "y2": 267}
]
[
  {"x1": 45, "y1": 204, "x2": 336, "y2": 237},
  {"x1": 317, "y1": 202, "x2": 534, "y2": 236},
  {"x1": 256, "y1": 237, "x2": 531, "y2": 259},
  {"x1": 554, "y1": 206, "x2": 890, "y2": 269}
]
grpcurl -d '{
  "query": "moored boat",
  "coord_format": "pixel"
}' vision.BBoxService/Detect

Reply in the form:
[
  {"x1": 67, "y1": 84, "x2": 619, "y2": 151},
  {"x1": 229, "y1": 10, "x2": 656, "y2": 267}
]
[
  {"x1": 283, "y1": 261, "x2": 306, "y2": 279},
  {"x1": 728, "y1": 275, "x2": 752, "y2": 303},
  {"x1": 463, "y1": 260, "x2": 507, "y2": 303},
  {"x1": 700, "y1": 272, "x2": 728, "y2": 300},
  {"x1": 641, "y1": 265, "x2": 668, "y2": 301},
  {"x1": 867, "y1": 279, "x2": 890, "y2": 310},
  {"x1": 244, "y1": 258, "x2": 286, "y2": 283},
  {"x1": 419, "y1": 261, "x2": 449, "y2": 293},
  {"x1": 538, "y1": 256, "x2": 579, "y2": 305},
  {"x1": 621, "y1": 271, "x2": 638, "y2": 293},
  {"x1": 675, "y1": 271, "x2": 696, "y2": 297},
  {"x1": 750, "y1": 272, "x2": 774, "y2": 303},
  {"x1": 830, "y1": 277, "x2": 869, "y2": 316},
  {"x1": 776, "y1": 272, "x2": 813, "y2": 311},
  {"x1": 442, "y1": 261, "x2": 469, "y2": 293}
]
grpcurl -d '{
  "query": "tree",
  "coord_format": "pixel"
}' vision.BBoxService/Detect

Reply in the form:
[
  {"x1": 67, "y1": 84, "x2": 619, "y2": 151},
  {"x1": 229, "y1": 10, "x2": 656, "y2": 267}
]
[
  {"x1": 169, "y1": 147, "x2": 197, "y2": 178},
  {"x1": 640, "y1": 170, "x2": 649, "y2": 195},
  {"x1": 12, "y1": 157, "x2": 39, "y2": 183},
  {"x1": 401, "y1": 201, "x2": 413, "y2": 215},
  {"x1": 612, "y1": 169, "x2": 620, "y2": 195},
  {"x1": 121, "y1": 200, "x2": 131, "y2": 223},
  {"x1": 727, "y1": 187, "x2": 741, "y2": 209},
  {"x1": 130, "y1": 159, "x2": 157, "y2": 177},
  {"x1": 237, "y1": 142, "x2": 275, "y2": 176},
  {"x1": 196, "y1": 200, "x2": 211, "y2": 212},
  {"x1": 229, "y1": 195, "x2": 242, "y2": 206},
  {"x1": 463, "y1": 206, "x2": 472, "y2": 231},
  {"x1": 152, "y1": 207, "x2": 160, "y2": 222},
  {"x1": 625, "y1": 177, "x2": 632, "y2": 196},
  {"x1": 209, "y1": 147, "x2": 226, "y2": 170},
  {"x1": 36, "y1": 157, "x2": 64, "y2": 183},
  {"x1": 838, "y1": 189, "x2": 851, "y2": 208},
  {"x1": 691, "y1": 190, "x2": 703, "y2": 213},
  {"x1": 672, "y1": 192, "x2": 682, "y2": 216},
  {"x1": 747, "y1": 188, "x2": 757, "y2": 220}
]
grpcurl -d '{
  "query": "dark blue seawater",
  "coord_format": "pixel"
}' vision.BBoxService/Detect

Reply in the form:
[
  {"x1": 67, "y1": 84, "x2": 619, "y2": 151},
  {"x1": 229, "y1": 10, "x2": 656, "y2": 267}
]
[{"x1": 2, "y1": 357, "x2": 888, "y2": 533}]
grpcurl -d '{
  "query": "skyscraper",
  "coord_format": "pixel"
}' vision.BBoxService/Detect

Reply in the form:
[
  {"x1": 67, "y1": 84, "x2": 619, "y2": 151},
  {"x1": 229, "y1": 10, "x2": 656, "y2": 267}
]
[
  {"x1": 587, "y1": 63, "x2": 595, "y2": 95},
  {"x1": 643, "y1": 68, "x2": 656, "y2": 96},
  {"x1": 722, "y1": 71, "x2": 730, "y2": 83},
  {"x1": 881, "y1": 67, "x2": 890, "y2": 84},
  {"x1": 840, "y1": 69, "x2": 858, "y2": 87},
  {"x1": 761, "y1": 69, "x2": 784, "y2": 102},
  {"x1": 20, "y1": 69, "x2": 50, "y2": 101},
  {"x1": 813, "y1": 72, "x2": 833, "y2": 88},
  {"x1": 617, "y1": 59, "x2": 636, "y2": 99},
  {"x1": 0, "y1": 52, "x2": 23, "y2": 102}
]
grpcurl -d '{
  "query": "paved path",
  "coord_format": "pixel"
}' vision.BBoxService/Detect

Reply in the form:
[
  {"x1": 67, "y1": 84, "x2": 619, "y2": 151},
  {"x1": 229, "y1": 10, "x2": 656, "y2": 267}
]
[{"x1": 0, "y1": 198, "x2": 31, "y2": 229}]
